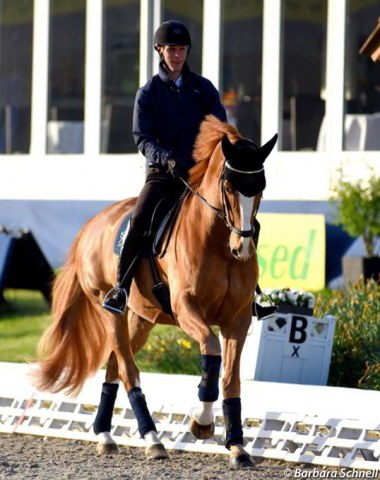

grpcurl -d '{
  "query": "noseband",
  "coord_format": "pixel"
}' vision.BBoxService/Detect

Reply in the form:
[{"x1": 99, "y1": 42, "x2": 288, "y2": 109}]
[{"x1": 179, "y1": 160, "x2": 263, "y2": 238}]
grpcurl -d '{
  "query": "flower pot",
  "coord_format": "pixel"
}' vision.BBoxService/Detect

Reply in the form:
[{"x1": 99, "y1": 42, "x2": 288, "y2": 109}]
[
  {"x1": 277, "y1": 304, "x2": 314, "y2": 316},
  {"x1": 342, "y1": 255, "x2": 380, "y2": 285}
]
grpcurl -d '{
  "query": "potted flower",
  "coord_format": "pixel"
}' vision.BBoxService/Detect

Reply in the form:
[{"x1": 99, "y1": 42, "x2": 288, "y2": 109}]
[
  {"x1": 259, "y1": 287, "x2": 315, "y2": 316},
  {"x1": 331, "y1": 170, "x2": 380, "y2": 284}
]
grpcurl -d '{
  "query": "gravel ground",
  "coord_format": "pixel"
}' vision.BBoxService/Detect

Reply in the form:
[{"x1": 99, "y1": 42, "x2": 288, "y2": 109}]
[{"x1": 0, "y1": 433, "x2": 362, "y2": 480}]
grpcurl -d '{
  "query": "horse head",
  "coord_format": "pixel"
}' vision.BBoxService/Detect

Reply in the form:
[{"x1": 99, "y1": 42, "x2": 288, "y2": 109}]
[{"x1": 220, "y1": 132, "x2": 278, "y2": 260}]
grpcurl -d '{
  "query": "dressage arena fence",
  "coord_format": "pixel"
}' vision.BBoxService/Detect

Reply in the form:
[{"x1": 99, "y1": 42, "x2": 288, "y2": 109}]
[{"x1": 0, "y1": 362, "x2": 379, "y2": 470}]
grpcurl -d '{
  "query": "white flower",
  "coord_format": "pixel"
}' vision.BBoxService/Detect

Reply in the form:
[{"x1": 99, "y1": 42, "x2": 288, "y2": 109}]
[
  {"x1": 261, "y1": 287, "x2": 315, "y2": 308},
  {"x1": 287, "y1": 291, "x2": 299, "y2": 304},
  {"x1": 306, "y1": 292, "x2": 316, "y2": 308}
]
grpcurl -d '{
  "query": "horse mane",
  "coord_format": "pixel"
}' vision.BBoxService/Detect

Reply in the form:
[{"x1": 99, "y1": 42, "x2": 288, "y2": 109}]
[{"x1": 188, "y1": 114, "x2": 243, "y2": 187}]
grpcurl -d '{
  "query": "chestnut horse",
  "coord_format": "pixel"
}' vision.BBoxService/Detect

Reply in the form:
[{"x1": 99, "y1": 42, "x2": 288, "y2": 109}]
[{"x1": 34, "y1": 115, "x2": 277, "y2": 469}]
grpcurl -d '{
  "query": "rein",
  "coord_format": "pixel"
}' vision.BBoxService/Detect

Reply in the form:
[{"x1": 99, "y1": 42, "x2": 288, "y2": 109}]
[
  {"x1": 179, "y1": 176, "x2": 226, "y2": 223},
  {"x1": 179, "y1": 160, "x2": 261, "y2": 238}
]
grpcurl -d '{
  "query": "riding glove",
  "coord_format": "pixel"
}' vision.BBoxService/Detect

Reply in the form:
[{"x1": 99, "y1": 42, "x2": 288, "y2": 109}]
[{"x1": 167, "y1": 159, "x2": 186, "y2": 178}]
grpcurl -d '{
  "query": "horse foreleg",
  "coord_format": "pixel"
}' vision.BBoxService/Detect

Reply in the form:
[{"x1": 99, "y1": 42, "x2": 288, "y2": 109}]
[
  {"x1": 174, "y1": 295, "x2": 222, "y2": 440},
  {"x1": 223, "y1": 398, "x2": 254, "y2": 468},
  {"x1": 189, "y1": 354, "x2": 222, "y2": 440},
  {"x1": 221, "y1": 321, "x2": 255, "y2": 469}
]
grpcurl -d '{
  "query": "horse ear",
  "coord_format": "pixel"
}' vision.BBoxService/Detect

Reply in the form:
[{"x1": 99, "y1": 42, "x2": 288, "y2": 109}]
[
  {"x1": 259, "y1": 133, "x2": 278, "y2": 162},
  {"x1": 221, "y1": 134, "x2": 235, "y2": 160}
]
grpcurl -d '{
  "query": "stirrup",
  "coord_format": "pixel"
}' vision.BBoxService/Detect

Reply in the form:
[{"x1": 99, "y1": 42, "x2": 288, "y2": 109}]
[
  {"x1": 102, "y1": 286, "x2": 128, "y2": 315},
  {"x1": 253, "y1": 291, "x2": 278, "y2": 321},
  {"x1": 254, "y1": 303, "x2": 278, "y2": 321}
]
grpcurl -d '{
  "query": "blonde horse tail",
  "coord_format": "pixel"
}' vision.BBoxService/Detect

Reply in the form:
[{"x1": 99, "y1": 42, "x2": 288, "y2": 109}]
[{"x1": 33, "y1": 235, "x2": 108, "y2": 396}]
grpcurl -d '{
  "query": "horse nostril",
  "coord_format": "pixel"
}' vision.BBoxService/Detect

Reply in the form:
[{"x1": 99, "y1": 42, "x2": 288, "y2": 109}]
[{"x1": 232, "y1": 248, "x2": 239, "y2": 258}]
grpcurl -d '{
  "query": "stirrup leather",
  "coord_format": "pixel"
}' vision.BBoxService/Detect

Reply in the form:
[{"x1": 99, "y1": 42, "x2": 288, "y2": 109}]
[{"x1": 102, "y1": 286, "x2": 128, "y2": 315}]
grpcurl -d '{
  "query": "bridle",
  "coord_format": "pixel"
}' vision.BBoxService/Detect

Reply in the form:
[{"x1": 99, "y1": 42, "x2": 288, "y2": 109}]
[{"x1": 179, "y1": 160, "x2": 263, "y2": 238}]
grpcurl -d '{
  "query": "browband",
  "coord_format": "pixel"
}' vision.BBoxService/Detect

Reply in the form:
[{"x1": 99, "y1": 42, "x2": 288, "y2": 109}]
[{"x1": 225, "y1": 161, "x2": 264, "y2": 175}]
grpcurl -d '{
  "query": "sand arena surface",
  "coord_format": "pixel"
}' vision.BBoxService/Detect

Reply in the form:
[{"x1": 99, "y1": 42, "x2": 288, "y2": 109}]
[{"x1": 0, "y1": 433, "x2": 349, "y2": 480}]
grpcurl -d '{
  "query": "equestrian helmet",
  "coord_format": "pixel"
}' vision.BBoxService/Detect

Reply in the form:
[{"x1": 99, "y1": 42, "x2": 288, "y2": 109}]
[{"x1": 154, "y1": 21, "x2": 191, "y2": 51}]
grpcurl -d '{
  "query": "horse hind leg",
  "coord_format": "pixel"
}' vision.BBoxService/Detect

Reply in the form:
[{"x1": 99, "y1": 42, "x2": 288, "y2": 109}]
[
  {"x1": 126, "y1": 312, "x2": 168, "y2": 460},
  {"x1": 94, "y1": 352, "x2": 120, "y2": 455},
  {"x1": 128, "y1": 386, "x2": 168, "y2": 460},
  {"x1": 94, "y1": 311, "x2": 168, "y2": 460}
]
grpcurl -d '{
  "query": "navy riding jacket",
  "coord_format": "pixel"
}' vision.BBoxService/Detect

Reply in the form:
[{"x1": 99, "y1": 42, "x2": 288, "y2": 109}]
[{"x1": 132, "y1": 62, "x2": 227, "y2": 172}]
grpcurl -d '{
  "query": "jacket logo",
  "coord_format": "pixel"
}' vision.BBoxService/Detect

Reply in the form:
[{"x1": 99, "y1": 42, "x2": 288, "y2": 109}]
[{"x1": 194, "y1": 89, "x2": 200, "y2": 94}]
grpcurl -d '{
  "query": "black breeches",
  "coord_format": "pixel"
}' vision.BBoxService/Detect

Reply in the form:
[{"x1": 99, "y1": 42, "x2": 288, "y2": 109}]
[{"x1": 131, "y1": 172, "x2": 185, "y2": 235}]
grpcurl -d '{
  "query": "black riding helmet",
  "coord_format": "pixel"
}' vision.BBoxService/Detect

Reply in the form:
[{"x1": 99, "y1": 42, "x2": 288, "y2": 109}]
[{"x1": 154, "y1": 20, "x2": 191, "y2": 51}]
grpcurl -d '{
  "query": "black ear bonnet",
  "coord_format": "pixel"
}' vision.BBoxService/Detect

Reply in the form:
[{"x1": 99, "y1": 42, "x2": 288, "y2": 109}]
[{"x1": 221, "y1": 133, "x2": 278, "y2": 197}]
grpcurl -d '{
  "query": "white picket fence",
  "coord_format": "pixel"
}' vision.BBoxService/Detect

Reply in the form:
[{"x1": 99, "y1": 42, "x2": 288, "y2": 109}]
[{"x1": 0, "y1": 362, "x2": 379, "y2": 470}]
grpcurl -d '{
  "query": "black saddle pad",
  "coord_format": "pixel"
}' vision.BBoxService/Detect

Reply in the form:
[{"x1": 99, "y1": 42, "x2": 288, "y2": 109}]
[
  {"x1": 152, "y1": 191, "x2": 186, "y2": 257},
  {"x1": 113, "y1": 192, "x2": 186, "y2": 257}
]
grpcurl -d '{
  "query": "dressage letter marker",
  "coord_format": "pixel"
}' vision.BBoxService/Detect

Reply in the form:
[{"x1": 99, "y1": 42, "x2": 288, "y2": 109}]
[
  {"x1": 284, "y1": 315, "x2": 311, "y2": 359},
  {"x1": 240, "y1": 313, "x2": 336, "y2": 385}
]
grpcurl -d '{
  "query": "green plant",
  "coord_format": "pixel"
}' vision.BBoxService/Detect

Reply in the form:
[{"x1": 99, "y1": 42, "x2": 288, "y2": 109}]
[
  {"x1": 0, "y1": 290, "x2": 50, "y2": 362},
  {"x1": 359, "y1": 351, "x2": 380, "y2": 390},
  {"x1": 331, "y1": 170, "x2": 380, "y2": 257},
  {"x1": 135, "y1": 325, "x2": 200, "y2": 375},
  {"x1": 314, "y1": 278, "x2": 380, "y2": 389}
]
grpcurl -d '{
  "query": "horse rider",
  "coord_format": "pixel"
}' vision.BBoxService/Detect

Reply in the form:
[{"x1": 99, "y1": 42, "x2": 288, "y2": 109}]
[{"x1": 102, "y1": 20, "x2": 277, "y2": 321}]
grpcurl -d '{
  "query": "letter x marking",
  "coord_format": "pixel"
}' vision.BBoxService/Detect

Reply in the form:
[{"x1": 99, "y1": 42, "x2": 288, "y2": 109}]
[{"x1": 292, "y1": 346, "x2": 300, "y2": 357}]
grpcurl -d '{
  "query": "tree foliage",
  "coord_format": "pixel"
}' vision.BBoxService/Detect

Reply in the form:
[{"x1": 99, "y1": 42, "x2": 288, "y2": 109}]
[{"x1": 332, "y1": 171, "x2": 380, "y2": 257}]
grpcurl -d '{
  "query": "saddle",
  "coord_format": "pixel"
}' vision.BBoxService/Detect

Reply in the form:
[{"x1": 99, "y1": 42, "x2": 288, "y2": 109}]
[{"x1": 114, "y1": 192, "x2": 187, "y2": 315}]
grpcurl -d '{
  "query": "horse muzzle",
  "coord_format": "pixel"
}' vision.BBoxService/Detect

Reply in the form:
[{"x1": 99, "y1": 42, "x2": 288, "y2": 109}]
[{"x1": 230, "y1": 234, "x2": 255, "y2": 260}]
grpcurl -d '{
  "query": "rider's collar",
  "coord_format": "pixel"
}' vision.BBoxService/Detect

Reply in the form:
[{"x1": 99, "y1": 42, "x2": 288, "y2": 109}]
[{"x1": 158, "y1": 61, "x2": 190, "y2": 86}]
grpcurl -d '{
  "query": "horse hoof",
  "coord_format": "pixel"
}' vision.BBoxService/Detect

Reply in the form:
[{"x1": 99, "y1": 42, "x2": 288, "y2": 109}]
[
  {"x1": 145, "y1": 444, "x2": 169, "y2": 460},
  {"x1": 96, "y1": 442, "x2": 119, "y2": 455},
  {"x1": 229, "y1": 453, "x2": 255, "y2": 469},
  {"x1": 189, "y1": 418, "x2": 215, "y2": 440}
]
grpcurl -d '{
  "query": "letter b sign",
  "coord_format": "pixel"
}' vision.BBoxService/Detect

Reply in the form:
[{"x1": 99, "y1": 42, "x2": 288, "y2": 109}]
[
  {"x1": 289, "y1": 316, "x2": 308, "y2": 343},
  {"x1": 285, "y1": 315, "x2": 310, "y2": 358}
]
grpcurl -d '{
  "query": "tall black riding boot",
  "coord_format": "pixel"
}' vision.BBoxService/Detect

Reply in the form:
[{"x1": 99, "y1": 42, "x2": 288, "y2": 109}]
[{"x1": 102, "y1": 227, "x2": 143, "y2": 315}]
